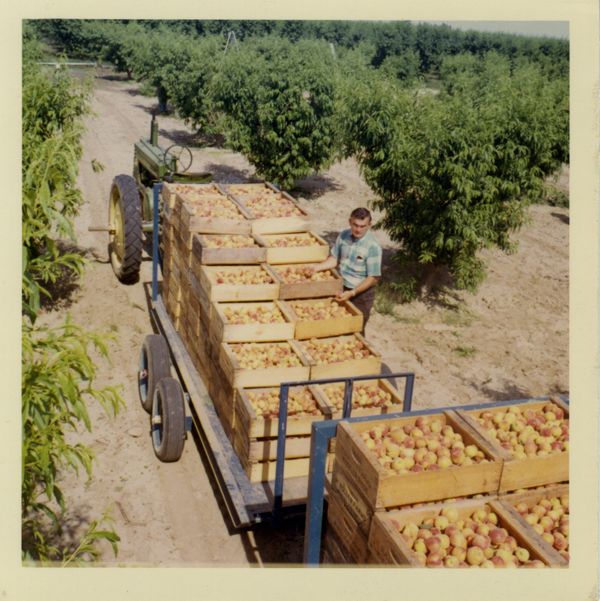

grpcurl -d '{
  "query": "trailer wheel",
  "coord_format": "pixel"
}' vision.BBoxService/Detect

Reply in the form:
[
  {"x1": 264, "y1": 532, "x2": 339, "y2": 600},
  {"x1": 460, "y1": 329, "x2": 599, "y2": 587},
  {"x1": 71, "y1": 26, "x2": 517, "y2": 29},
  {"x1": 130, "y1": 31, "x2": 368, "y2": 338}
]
[
  {"x1": 151, "y1": 377, "x2": 186, "y2": 462},
  {"x1": 139, "y1": 335, "x2": 171, "y2": 413},
  {"x1": 108, "y1": 174, "x2": 143, "y2": 284}
]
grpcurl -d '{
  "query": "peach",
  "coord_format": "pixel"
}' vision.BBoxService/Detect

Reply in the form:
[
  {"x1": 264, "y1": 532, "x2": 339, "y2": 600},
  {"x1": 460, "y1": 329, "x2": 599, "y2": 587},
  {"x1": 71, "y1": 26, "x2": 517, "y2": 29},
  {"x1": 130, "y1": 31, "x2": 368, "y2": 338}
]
[
  {"x1": 441, "y1": 506, "x2": 459, "y2": 523},
  {"x1": 466, "y1": 546, "x2": 485, "y2": 566},
  {"x1": 489, "y1": 528, "x2": 508, "y2": 546},
  {"x1": 514, "y1": 547, "x2": 530, "y2": 563},
  {"x1": 425, "y1": 536, "x2": 441, "y2": 554},
  {"x1": 471, "y1": 534, "x2": 490, "y2": 550}
]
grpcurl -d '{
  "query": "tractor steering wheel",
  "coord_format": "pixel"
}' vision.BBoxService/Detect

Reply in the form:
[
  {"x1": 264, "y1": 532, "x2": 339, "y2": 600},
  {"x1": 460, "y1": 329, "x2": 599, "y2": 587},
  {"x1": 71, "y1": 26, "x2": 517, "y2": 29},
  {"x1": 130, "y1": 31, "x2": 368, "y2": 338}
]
[{"x1": 163, "y1": 144, "x2": 193, "y2": 174}]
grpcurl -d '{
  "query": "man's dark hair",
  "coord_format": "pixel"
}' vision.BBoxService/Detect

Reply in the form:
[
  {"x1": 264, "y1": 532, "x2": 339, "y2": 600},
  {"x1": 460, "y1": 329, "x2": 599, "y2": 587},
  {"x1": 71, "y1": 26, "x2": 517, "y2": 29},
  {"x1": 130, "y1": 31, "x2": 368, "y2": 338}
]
[{"x1": 350, "y1": 207, "x2": 372, "y2": 222}]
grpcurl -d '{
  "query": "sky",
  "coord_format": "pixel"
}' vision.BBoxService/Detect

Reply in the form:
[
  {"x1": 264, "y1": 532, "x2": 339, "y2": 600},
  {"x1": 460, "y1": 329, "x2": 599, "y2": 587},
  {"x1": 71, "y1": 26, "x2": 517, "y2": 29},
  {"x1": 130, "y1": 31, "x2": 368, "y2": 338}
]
[{"x1": 414, "y1": 21, "x2": 569, "y2": 39}]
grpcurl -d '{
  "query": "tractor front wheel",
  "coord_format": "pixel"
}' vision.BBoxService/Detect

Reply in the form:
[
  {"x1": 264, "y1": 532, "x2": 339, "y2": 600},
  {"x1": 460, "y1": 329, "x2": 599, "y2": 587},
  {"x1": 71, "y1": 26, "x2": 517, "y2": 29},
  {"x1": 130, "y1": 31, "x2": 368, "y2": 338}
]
[{"x1": 108, "y1": 174, "x2": 143, "y2": 284}]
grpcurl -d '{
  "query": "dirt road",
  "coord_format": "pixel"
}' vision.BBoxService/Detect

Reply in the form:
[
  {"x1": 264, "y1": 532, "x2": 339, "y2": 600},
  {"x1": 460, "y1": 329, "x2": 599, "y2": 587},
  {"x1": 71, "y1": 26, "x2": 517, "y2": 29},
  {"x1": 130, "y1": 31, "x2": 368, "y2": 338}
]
[{"x1": 39, "y1": 69, "x2": 568, "y2": 566}]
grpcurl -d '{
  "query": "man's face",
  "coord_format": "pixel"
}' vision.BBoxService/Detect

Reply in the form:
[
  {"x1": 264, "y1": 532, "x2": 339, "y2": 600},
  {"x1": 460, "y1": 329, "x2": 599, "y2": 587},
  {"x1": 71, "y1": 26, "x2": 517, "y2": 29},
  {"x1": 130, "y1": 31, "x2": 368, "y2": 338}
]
[{"x1": 349, "y1": 216, "x2": 371, "y2": 240}]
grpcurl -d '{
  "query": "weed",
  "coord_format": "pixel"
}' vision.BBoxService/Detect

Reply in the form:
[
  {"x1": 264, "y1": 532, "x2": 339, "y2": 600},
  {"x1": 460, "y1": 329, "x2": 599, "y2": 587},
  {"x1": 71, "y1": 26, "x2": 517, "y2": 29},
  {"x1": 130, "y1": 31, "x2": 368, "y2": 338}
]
[
  {"x1": 393, "y1": 315, "x2": 421, "y2": 325},
  {"x1": 374, "y1": 291, "x2": 396, "y2": 317},
  {"x1": 375, "y1": 278, "x2": 418, "y2": 316},
  {"x1": 539, "y1": 182, "x2": 569, "y2": 208},
  {"x1": 453, "y1": 345, "x2": 477, "y2": 357},
  {"x1": 442, "y1": 306, "x2": 476, "y2": 328}
]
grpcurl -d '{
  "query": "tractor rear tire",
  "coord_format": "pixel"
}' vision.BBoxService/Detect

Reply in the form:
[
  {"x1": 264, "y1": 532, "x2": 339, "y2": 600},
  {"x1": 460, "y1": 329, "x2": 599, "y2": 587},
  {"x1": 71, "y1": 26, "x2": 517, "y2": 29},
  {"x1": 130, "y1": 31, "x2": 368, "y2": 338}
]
[
  {"x1": 108, "y1": 174, "x2": 143, "y2": 284},
  {"x1": 139, "y1": 335, "x2": 172, "y2": 413},
  {"x1": 151, "y1": 377, "x2": 186, "y2": 462}
]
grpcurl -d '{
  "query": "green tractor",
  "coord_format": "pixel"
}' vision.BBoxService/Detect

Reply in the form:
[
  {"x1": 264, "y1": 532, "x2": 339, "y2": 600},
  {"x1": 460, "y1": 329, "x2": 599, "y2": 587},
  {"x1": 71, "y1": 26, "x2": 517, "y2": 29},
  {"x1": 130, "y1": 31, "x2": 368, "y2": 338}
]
[{"x1": 105, "y1": 115, "x2": 211, "y2": 283}]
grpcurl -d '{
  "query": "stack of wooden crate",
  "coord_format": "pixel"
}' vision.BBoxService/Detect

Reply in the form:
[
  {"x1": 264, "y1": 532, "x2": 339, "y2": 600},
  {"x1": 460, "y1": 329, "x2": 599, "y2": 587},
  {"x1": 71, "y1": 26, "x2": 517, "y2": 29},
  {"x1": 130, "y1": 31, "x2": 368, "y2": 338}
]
[
  {"x1": 160, "y1": 182, "x2": 402, "y2": 483},
  {"x1": 322, "y1": 397, "x2": 570, "y2": 567}
]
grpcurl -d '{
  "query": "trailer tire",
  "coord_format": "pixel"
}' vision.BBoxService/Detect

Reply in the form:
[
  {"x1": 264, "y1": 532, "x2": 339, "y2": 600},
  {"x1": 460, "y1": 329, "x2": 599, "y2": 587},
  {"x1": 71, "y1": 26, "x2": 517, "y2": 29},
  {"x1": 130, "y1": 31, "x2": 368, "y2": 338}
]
[
  {"x1": 139, "y1": 334, "x2": 171, "y2": 413},
  {"x1": 151, "y1": 377, "x2": 186, "y2": 462},
  {"x1": 108, "y1": 174, "x2": 143, "y2": 284}
]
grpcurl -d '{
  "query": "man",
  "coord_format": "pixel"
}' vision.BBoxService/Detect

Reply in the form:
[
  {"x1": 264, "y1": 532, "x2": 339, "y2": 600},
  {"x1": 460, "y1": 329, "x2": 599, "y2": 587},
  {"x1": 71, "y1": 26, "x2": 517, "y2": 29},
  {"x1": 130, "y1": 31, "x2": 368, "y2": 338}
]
[{"x1": 311, "y1": 207, "x2": 382, "y2": 334}]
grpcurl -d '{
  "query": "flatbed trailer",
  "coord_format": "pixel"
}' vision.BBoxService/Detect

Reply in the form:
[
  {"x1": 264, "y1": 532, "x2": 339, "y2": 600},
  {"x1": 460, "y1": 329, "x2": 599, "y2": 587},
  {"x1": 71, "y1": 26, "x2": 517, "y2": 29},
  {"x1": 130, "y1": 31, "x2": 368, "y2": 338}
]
[{"x1": 143, "y1": 183, "x2": 415, "y2": 529}]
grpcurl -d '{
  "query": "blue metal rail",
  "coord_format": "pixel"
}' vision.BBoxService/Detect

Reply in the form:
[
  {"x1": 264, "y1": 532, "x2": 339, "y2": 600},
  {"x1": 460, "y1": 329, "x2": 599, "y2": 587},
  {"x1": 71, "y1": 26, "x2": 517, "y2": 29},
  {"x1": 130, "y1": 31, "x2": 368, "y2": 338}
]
[
  {"x1": 271, "y1": 372, "x2": 415, "y2": 519},
  {"x1": 302, "y1": 395, "x2": 570, "y2": 565}
]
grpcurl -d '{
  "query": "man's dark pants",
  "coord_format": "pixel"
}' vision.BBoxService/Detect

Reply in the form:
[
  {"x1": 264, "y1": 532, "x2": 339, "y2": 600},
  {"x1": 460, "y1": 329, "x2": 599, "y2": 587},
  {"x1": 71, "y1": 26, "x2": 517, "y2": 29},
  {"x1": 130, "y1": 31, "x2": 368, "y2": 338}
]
[{"x1": 345, "y1": 286, "x2": 376, "y2": 335}]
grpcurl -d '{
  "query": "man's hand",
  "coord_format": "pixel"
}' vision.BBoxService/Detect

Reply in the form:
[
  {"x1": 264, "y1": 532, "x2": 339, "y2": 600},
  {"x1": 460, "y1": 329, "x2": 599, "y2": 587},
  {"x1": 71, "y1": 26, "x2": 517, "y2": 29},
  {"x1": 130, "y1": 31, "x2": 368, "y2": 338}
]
[{"x1": 336, "y1": 289, "x2": 355, "y2": 302}]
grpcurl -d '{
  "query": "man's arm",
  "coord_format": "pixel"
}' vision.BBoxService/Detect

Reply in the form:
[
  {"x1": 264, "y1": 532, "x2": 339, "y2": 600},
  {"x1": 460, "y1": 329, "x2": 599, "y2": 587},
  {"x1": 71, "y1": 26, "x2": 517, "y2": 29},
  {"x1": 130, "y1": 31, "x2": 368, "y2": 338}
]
[
  {"x1": 311, "y1": 254, "x2": 338, "y2": 273},
  {"x1": 336, "y1": 275, "x2": 379, "y2": 302}
]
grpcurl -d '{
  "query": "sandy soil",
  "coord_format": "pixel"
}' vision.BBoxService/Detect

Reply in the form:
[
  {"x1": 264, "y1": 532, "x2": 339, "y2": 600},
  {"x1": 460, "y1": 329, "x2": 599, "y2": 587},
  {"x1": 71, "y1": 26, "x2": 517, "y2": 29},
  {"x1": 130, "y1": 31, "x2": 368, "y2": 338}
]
[{"x1": 38, "y1": 68, "x2": 568, "y2": 566}]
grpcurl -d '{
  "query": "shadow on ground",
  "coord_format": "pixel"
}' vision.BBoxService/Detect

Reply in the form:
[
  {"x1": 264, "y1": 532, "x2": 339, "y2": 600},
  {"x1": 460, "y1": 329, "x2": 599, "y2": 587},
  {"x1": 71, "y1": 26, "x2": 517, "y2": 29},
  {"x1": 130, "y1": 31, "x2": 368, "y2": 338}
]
[
  {"x1": 203, "y1": 163, "x2": 259, "y2": 184},
  {"x1": 38, "y1": 242, "x2": 90, "y2": 312},
  {"x1": 292, "y1": 174, "x2": 342, "y2": 200},
  {"x1": 551, "y1": 212, "x2": 569, "y2": 225}
]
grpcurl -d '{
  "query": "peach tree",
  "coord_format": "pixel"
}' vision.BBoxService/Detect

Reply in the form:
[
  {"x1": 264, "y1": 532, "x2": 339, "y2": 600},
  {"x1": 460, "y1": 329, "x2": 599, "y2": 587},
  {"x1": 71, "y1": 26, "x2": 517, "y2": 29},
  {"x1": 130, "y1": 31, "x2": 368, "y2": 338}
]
[
  {"x1": 339, "y1": 53, "x2": 568, "y2": 291},
  {"x1": 211, "y1": 36, "x2": 339, "y2": 189}
]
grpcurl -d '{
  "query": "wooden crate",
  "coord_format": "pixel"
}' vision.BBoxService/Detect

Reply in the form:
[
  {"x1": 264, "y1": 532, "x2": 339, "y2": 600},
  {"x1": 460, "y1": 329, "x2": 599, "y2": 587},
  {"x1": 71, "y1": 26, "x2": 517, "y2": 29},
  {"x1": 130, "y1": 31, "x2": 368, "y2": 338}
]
[
  {"x1": 161, "y1": 181, "x2": 186, "y2": 211},
  {"x1": 178, "y1": 193, "x2": 241, "y2": 232},
  {"x1": 255, "y1": 232, "x2": 330, "y2": 265},
  {"x1": 197, "y1": 265, "x2": 279, "y2": 302},
  {"x1": 207, "y1": 359, "x2": 236, "y2": 436},
  {"x1": 333, "y1": 411, "x2": 503, "y2": 510},
  {"x1": 281, "y1": 298, "x2": 363, "y2": 339},
  {"x1": 191, "y1": 233, "x2": 266, "y2": 265},
  {"x1": 177, "y1": 196, "x2": 252, "y2": 235},
  {"x1": 234, "y1": 432, "x2": 313, "y2": 462},
  {"x1": 325, "y1": 487, "x2": 370, "y2": 564},
  {"x1": 456, "y1": 398, "x2": 569, "y2": 492},
  {"x1": 187, "y1": 268, "x2": 213, "y2": 322},
  {"x1": 238, "y1": 453, "x2": 335, "y2": 484},
  {"x1": 368, "y1": 497, "x2": 564, "y2": 567},
  {"x1": 266, "y1": 263, "x2": 343, "y2": 299},
  {"x1": 210, "y1": 300, "x2": 296, "y2": 343},
  {"x1": 234, "y1": 384, "x2": 332, "y2": 438},
  {"x1": 300, "y1": 333, "x2": 382, "y2": 380},
  {"x1": 328, "y1": 463, "x2": 380, "y2": 537},
  {"x1": 219, "y1": 340, "x2": 311, "y2": 389},
  {"x1": 321, "y1": 524, "x2": 357, "y2": 565},
  {"x1": 496, "y1": 483, "x2": 569, "y2": 566},
  {"x1": 223, "y1": 182, "x2": 310, "y2": 235},
  {"x1": 318, "y1": 378, "x2": 405, "y2": 419}
]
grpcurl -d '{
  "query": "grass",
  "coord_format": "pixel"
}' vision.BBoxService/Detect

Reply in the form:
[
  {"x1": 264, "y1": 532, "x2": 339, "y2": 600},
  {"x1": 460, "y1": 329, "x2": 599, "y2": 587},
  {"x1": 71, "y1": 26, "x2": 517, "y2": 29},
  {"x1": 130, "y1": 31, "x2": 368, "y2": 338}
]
[
  {"x1": 539, "y1": 182, "x2": 569, "y2": 208},
  {"x1": 374, "y1": 289, "x2": 396, "y2": 317},
  {"x1": 453, "y1": 345, "x2": 477, "y2": 358},
  {"x1": 374, "y1": 279, "x2": 418, "y2": 317},
  {"x1": 393, "y1": 314, "x2": 421, "y2": 325},
  {"x1": 442, "y1": 306, "x2": 476, "y2": 328}
]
